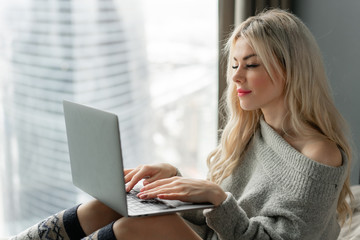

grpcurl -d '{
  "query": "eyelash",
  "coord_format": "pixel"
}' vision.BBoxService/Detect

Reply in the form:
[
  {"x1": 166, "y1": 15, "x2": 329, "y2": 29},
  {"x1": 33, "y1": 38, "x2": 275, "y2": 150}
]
[{"x1": 232, "y1": 64, "x2": 259, "y2": 69}]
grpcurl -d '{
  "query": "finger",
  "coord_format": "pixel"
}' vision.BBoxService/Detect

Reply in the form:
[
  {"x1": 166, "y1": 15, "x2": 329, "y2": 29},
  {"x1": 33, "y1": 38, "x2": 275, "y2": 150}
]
[
  {"x1": 124, "y1": 168, "x2": 139, "y2": 183},
  {"x1": 142, "y1": 172, "x2": 163, "y2": 185},
  {"x1": 157, "y1": 193, "x2": 186, "y2": 201},
  {"x1": 126, "y1": 172, "x2": 143, "y2": 192},
  {"x1": 124, "y1": 168, "x2": 134, "y2": 176},
  {"x1": 137, "y1": 187, "x2": 175, "y2": 199},
  {"x1": 138, "y1": 179, "x2": 185, "y2": 199},
  {"x1": 141, "y1": 177, "x2": 180, "y2": 192},
  {"x1": 125, "y1": 164, "x2": 150, "y2": 186},
  {"x1": 126, "y1": 167, "x2": 153, "y2": 192}
]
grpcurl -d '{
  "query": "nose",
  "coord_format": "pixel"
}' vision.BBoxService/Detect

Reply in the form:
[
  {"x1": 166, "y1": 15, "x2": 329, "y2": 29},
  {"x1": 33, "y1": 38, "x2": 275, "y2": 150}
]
[{"x1": 232, "y1": 67, "x2": 245, "y2": 84}]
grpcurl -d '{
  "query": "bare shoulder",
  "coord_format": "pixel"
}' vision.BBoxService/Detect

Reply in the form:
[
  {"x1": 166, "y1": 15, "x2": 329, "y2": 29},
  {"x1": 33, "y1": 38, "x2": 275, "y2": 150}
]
[{"x1": 301, "y1": 138, "x2": 342, "y2": 167}]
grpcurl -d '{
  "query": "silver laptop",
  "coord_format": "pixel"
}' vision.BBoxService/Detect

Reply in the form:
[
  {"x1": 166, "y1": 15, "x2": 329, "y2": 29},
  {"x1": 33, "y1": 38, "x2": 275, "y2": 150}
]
[{"x1": 63, "y1": 100, "x2": 214, "y2": 217}]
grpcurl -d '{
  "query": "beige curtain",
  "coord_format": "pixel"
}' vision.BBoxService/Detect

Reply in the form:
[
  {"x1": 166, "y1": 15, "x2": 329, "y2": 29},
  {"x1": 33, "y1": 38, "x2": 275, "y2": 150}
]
[{"x1": 218, "y1": 0, "x2": 292, "y2": 129}]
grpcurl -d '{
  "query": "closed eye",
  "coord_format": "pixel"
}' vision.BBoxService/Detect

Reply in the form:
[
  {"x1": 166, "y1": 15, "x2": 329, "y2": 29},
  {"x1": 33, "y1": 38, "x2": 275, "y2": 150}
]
[
  {"x1": 246, "y1": 64, "x2": 260, "y2": 68},
  {"x1": 232, "y1": 64, "x2": 259, "y2": 69}
]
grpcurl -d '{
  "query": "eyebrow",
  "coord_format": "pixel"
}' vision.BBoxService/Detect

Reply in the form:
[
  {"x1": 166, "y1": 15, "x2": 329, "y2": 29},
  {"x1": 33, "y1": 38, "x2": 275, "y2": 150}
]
[
  {"x1": 234, "y1": 54, "x2": 257, "y2": 61},
  {"x1": 243, "y1": 54, "x2": 257, "y2": 60}
]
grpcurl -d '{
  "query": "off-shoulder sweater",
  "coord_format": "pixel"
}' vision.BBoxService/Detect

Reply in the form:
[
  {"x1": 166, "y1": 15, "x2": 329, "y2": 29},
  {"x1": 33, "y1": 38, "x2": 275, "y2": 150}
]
[{"x1": 181, "y1": 118, "x2": 348, "y2": 240}]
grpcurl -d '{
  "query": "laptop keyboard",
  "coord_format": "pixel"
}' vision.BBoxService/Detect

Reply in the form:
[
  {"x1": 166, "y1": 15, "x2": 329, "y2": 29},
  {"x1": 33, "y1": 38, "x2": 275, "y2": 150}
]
[{"x1": 127, "y1": 190, "x2": 173, "y2": 212}]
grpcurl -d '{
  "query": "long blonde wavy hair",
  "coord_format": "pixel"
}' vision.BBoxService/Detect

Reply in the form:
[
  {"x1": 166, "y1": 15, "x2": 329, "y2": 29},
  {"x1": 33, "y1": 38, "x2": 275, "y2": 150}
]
[{"x1": 207, "y1": 9, "x2": 353, "y2": 225}]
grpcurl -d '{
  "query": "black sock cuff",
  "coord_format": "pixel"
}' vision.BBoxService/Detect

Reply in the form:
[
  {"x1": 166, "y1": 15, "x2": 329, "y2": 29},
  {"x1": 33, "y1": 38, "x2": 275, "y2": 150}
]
[
  {"x1": 97, "y1": 221, "x2": 116, "y2": 240},
  {"x1": 63, "y1": 204, "x2": 87, "y2": 239}
]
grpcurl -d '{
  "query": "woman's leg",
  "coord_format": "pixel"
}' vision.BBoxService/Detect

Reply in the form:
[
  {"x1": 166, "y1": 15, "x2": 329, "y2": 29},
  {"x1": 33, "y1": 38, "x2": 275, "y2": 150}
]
[
  {"x1": 12, "y1": 200, "x2": 201, "y2": 240},
  {"x1": 113, "y1": 214, "x2": 202, "y2": 240},
  {"x1": 78, "y1": 200, "x2": 202, "y2": 240},
  {"x1": 77, "y1": 199, "x2": 122, "y2": 235}
]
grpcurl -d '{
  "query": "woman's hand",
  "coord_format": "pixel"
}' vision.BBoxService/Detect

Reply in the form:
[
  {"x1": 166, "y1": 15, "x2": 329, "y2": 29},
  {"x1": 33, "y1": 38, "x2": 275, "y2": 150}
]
[
  {"x1": 137, "y1": 177, "x2": 227, "y2": 207},
  {"x1": 124, "y1": 163, "x2": 177, "y2": 192}
]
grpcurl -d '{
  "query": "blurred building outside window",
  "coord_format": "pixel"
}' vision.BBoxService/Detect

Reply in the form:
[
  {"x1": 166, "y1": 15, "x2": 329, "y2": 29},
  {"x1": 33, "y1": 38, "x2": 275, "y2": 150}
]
[{"x1": 0, "y1": 0, "x2": 218, "y2": 237}]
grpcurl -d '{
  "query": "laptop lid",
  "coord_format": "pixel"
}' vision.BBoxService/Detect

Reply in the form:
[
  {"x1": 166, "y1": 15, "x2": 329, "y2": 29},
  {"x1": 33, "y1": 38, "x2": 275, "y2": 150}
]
[{"x1": 63, "y1": 100, "x2": 129, "y2": 216}]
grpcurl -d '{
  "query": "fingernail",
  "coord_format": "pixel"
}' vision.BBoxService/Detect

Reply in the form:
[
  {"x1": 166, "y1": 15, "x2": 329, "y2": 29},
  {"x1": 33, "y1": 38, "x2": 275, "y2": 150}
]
[{"x1": 139, "y1": 194, "x2": 147, "y2": 199}]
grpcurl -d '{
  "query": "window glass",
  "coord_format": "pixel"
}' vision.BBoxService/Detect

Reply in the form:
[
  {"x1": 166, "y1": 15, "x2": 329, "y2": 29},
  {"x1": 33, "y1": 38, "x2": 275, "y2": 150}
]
[{"x1": 0, "y1": 0, "x2": 217, "y2": 236}]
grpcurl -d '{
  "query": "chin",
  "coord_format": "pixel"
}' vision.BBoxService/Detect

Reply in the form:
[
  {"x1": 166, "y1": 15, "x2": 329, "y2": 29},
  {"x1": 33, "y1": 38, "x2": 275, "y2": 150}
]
[
  {"x1": 239, "y1": 103, "x2": 258, "y2": 111},
  {"x1": 240, "y1": 107, "x2": 258, "y2": 112}
]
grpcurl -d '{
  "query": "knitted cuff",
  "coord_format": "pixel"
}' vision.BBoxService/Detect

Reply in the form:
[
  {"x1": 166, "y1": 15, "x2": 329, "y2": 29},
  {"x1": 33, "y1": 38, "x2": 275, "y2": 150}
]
[
  {"x1": 63, "y1": 204, "x2": 87, "y2": 239},
  {"x1": 97, "y1": 221, "x2": 116, "y2": 240}
]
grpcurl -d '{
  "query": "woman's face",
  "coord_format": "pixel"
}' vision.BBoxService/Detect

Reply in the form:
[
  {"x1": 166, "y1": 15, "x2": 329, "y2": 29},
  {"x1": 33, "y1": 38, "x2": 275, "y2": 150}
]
[{"x1": 231, "y1": 38, "x2": 285, "y2": 114}]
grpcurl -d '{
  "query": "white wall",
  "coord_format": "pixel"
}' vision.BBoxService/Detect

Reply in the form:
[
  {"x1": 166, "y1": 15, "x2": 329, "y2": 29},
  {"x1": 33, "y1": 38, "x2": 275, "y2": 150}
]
[{"x1": 293, "y1": 0, "x2": 360, "y2": 185}]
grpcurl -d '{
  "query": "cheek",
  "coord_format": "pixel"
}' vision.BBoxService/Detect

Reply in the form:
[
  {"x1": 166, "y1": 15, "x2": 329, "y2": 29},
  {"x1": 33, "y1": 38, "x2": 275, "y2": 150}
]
[{"x1": 251, "y1": 74, "x2": 272, "y2": 92}]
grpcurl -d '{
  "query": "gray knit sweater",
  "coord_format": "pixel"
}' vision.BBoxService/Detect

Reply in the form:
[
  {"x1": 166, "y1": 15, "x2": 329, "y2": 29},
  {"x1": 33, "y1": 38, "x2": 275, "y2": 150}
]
[{"x1": 181, "y1": 118, "x2": 348, "y2": 240}]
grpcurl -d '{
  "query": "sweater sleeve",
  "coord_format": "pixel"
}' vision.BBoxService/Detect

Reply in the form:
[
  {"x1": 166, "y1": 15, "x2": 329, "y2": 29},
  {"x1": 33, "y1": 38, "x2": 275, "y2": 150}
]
[{"x1": 203, "y1": 193, "x2": 307, "y2": 240}]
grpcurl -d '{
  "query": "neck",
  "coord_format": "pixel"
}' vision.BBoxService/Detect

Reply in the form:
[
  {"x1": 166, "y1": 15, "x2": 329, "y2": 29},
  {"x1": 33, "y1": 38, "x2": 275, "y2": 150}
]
[{"x1": 262, "y1": 109, "x2": 291, "y2": 137}]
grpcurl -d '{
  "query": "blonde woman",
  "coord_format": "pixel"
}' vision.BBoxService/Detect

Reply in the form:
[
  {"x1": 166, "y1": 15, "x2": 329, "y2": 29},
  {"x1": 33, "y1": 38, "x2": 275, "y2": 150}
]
[{"x1": 12, "y1": 9, "x2": 352, "y2": 240}]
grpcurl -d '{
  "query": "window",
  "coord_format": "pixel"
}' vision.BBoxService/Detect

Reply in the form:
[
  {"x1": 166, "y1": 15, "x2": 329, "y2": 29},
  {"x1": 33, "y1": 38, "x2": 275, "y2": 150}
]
[{"x1": 0, "y1": 0, "x2": 218, "y2": 237}]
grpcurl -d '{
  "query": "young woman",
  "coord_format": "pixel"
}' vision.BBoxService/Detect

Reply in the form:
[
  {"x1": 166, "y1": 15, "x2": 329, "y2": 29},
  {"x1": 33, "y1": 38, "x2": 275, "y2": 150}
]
[{"x1": 12, "y1": 9, "x2": 352, "y2": 240}]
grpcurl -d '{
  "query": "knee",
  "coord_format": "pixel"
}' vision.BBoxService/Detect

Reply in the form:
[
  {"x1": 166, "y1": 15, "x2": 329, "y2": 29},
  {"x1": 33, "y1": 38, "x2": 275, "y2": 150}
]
[
  {"x1": 85, "y1": 199, "x2": 112, "y2": 212},
  {"x1": 78, "y1": 200, "x2": 122, "y2": 236},
  {"x1": 112, "y1": 214, "x2": 199, "y2": 240},
  {"x1": 113, "y1": 217, "x2": 139, "y2": 240},
  {"x1": 112, "y1": 215, "x2": 174, "y2": 239}
]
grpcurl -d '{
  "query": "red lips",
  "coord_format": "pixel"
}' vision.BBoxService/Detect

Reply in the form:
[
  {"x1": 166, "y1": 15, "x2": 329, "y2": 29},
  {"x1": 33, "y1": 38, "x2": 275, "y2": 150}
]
[{"x1": 237, "y1": 88, "x2": 251, "y2": 97}]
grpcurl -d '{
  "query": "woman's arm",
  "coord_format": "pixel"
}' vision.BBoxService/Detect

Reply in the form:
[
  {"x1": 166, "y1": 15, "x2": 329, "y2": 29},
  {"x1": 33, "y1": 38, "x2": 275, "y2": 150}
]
[
  {"x1": 137, "y1": 178, "x2": 308, "y2": 240},
  {"x1": 203, "y1": 193, "x2": 308, "y2": 240}
]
